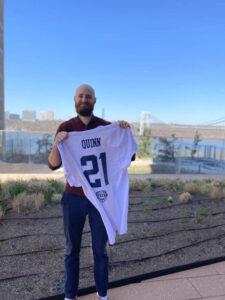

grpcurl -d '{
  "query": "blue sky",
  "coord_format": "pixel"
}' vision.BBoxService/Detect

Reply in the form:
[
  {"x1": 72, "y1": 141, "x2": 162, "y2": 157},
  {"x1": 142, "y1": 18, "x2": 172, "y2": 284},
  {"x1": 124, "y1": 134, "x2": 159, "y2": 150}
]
[{"x1": 4, "y1": 0, "x2": 225, "y2": 124}]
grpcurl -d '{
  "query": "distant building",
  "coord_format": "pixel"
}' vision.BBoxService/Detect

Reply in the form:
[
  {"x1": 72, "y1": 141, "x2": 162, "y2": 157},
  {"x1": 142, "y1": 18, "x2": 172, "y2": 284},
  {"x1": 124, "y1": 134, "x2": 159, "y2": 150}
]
[
  {"x1": 22, "y1": 110, "x2": 36, "y2": 121},
  {"x1": 0, "y1": 0, "x2": 4, "y2": 129},
  {"x1": 9, "y1": 113, "x2": 20, "y2": 120},
  {"x1": 5, "y1": 110, "x2": 9, "y2": 120},
  {"x1": 139, "y1": 111, "x2": 151, "y2": 135},
  {"x1": 39, "y1": 111, "x2": 54, "y2": 120}
]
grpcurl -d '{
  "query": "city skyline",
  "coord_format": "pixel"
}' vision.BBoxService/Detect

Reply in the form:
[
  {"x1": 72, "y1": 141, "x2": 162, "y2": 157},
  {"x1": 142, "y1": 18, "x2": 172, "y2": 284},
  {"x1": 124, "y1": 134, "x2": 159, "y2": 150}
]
[{"x1": 3, "y1": 0, "x2": 225, "y2": 125}]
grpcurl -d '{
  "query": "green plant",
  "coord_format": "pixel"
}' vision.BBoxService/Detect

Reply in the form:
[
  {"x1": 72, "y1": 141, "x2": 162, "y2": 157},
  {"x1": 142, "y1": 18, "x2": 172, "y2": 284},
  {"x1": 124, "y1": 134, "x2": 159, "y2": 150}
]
[
  {"x1": 48, "y1": 180, "x2": 64, "y2": 194},
  {"x1": 42, "y1": 187, "x2": 54, "y2": 204},
  {"x1": 199, "y1": 207, "x2": 209, "y2": 217},
  {"x1": 162, "y1": 179, "x2": 183, "y2": 192},
  {"x1": 6, "y1": 181, "x2": 29, "y2": 199},
  {"x1": 194, "y1": 211, "x2": 200, "y2": 224},
  {"x1": 180, "y1": 218, "x2": 189, "y2": 225},
  {"x1": 0, "y1": 202, "x2": 7, "y2": 219},
  {"x1": 137, "y1": 129, "x2": 154, "y2": 158},
  {"x1": 147, "y1": 178, "x2": 163, "y2": 190}
]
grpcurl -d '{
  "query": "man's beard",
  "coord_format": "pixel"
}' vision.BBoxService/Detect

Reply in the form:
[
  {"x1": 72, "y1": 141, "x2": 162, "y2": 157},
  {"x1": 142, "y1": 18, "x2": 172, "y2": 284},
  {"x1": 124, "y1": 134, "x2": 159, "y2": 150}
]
[{"x1": 75, "y1": 103, "x2": 94, "y2": 117}]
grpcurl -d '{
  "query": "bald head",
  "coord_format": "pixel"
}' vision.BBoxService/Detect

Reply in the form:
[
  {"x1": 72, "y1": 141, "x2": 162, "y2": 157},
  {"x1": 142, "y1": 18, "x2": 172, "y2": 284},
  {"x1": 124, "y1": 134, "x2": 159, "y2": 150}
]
[
  {"x1": 74, "y1": 84, "x2": 96, "y2": 117},
  {"x1": 75, "y1": 84, "x2": 95, "y2": 97}
]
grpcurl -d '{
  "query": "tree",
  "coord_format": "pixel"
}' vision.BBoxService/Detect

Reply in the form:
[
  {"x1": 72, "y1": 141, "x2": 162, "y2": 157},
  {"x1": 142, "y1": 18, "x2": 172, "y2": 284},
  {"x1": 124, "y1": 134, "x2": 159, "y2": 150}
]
[
  {"x1": 157, "y1": 134, "x2": 177, "y2": 161},
  {"x1": 137, "y1": 129, "x2": 153, "y2": 158},
  {"x1": 185, "y1": 131, "x2": 201, "y2": 158}
]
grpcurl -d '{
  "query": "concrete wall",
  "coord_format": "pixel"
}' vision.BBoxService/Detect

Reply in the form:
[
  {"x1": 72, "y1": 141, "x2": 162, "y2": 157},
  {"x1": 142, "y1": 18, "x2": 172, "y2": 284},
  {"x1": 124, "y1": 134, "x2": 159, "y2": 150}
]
[{"x1": 0, "y1": 0, "x2": 4, "y2": 130}]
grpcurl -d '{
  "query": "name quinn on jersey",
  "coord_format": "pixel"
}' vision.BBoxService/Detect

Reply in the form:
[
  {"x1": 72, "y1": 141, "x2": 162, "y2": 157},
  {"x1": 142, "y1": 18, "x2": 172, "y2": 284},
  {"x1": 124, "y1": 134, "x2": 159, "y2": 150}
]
[{"x1": 81, "y1": 138, "x2": 101, "y2": 149}]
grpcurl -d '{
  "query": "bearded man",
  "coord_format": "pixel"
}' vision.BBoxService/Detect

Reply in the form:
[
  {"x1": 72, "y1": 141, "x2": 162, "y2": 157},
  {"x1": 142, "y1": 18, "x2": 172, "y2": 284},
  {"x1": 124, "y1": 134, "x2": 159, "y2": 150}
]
[{"x1": 48, "y1": 84, "x2": 131, "y2": 300}]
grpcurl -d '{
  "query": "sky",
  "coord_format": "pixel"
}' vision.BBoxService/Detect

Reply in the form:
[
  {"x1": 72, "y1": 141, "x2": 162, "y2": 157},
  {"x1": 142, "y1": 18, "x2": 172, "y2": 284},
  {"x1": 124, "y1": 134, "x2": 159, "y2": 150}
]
[{"x1": 4, "y1": 0, "x2": 225, "y2": 124}]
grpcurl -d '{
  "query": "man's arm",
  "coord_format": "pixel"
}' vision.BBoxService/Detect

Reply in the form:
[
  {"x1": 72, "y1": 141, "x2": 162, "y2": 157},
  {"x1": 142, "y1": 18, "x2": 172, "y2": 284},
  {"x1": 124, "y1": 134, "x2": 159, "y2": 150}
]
[{"x1": 48, "y1": 131, "x2": 68, "y2": 169}]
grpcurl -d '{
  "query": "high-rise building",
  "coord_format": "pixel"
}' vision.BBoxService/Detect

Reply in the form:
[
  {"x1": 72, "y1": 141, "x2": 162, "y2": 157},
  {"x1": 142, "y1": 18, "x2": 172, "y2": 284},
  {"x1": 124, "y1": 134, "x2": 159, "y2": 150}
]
[
  {"x1": 47, "y1": 111, "x2": 54, "y2": 120},
  {"x1": 9, "y1": 113, "x2": 20, "y2": 120},
  {"x1": 0, "y1": 0, "x2": 4, "y2": 130},
  {"x1": 139, "y1": 111, "x2": 151, "y2": 135},
  {"x1": 39, "y1": 111, "x2": 54, "y2": 120},
  {"x1": 4, "y1": 110, "x2": 9, "y2": 120},
  {"x1": 22, "y1": 110, "x2": 36, "y2": 121}
]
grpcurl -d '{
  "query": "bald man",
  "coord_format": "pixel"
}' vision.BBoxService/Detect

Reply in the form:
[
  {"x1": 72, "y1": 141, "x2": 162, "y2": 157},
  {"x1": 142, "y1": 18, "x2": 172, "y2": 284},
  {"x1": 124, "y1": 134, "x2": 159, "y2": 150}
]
[{"x1": 48, "y1": 84, "x2": 131, "y2": 300}]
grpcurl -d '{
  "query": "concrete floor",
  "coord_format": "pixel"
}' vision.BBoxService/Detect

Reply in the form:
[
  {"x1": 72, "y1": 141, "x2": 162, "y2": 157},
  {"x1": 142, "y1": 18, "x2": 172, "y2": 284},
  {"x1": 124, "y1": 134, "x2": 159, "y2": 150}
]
[{"x1": 79, "y1": 261, "x2": 225, "y2": 300}]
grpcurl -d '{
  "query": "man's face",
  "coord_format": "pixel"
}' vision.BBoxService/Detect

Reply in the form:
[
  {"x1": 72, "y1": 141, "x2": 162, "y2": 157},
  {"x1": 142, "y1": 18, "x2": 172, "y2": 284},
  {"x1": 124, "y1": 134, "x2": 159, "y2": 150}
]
[{"x1": 74, "y1": 86, "x2": 96, "y2": 117}]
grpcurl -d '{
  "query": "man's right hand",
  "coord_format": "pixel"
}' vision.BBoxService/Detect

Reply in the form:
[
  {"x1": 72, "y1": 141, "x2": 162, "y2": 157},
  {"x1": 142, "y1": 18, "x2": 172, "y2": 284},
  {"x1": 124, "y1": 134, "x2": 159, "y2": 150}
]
[
  {"x1": 48, "y1": 131, "x2": 68, "y2": 168},
  {"x1": 54, "y1": 131, "x2": 68, "y2": 144}
]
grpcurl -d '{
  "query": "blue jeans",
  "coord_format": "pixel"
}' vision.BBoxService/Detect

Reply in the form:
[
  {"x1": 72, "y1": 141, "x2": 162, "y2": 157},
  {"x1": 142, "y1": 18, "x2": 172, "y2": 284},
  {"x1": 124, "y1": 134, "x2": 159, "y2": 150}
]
[{"x1": 61, "y1": 192, "x2": 108, "y2": 299}]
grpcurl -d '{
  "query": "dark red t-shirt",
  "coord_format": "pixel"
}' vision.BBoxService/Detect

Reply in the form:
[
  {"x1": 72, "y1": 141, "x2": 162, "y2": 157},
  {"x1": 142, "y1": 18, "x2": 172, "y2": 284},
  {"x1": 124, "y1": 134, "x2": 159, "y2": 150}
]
[{"x1": 48, "y1": 115, "x2": 111, "y2": 195}]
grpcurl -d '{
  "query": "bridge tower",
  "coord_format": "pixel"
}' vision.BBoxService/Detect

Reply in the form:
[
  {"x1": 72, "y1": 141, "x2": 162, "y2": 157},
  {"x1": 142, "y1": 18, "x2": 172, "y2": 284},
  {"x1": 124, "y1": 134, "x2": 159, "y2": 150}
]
[{"x1": 139, "y1": 111, "x2": 150, "y2": 135}]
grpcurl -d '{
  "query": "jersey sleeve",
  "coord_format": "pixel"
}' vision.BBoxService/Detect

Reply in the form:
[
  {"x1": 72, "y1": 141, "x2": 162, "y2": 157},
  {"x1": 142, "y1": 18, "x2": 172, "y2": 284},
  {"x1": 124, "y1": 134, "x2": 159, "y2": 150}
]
[
  {"x1": 57, "y1": 141, "x2": 82, "y2": 187},
  {"x1": 115, "y1": 127, "x2": 137, "y2": 169}
]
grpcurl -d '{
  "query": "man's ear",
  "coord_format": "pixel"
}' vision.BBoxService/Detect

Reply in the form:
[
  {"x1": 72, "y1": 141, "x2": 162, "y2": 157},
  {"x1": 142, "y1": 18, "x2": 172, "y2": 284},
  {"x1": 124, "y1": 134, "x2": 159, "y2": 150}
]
[
  {"x1": 74, "y1": 95, "x2": 76, "y2": 103},
  {"x1": 94, "y1": 97, "x2": 96, "y2": 104}
]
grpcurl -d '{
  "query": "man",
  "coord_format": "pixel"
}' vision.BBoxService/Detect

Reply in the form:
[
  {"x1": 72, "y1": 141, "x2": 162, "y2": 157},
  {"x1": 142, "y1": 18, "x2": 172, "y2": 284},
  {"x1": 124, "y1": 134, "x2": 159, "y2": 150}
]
[{"x1": 48, "y1": 84, "x2": 132, "y2": 300}]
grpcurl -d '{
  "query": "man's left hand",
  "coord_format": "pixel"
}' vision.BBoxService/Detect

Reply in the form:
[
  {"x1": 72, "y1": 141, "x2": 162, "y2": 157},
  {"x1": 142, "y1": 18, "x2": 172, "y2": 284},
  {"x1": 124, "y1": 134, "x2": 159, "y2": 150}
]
[{"x1": 117, "y1": 120, "x2": 130, "y2": 128}]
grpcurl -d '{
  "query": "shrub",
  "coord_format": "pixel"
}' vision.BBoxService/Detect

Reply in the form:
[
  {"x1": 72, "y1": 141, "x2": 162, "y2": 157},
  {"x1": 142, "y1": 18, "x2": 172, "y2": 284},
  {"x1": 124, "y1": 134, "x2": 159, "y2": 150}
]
[
  {"x1": 129, "y1": 179, "x2": 150, "y2": 191},
  {"x1": 199, "y1": 182, "x2": 212, "y2": 195},
  {"x1": 52, "y1": 193, "x2": 62, "y2": 203},
  {"x1": 4, "y1": 180, "x2": 29, "y2": 200},
  {"x1": 48, "y1": 180, "x2": 65, "y2": 194},
  {"x1": 162, "y1": 179, "x2": 183, "y2": 192},
  {"x1": 179, "y1": 192, "x2": 192, "y2": 203},
  {"x1": 184, "y1": 182, "x2": 201, "y2": 194},
  {"x1": 168, "y1": 196, "x2": 173, "y2": 203},
  {"x1": 147, "y1": 178, "x2": 164, "y2": 189},
  {"x1": 210, "y1": 187, "x2": 225, "y2": 200},
  {"x1": 212, "y1": 179, "x2": 225, "y2": 189},
  {"x1": 12, "y1": 192, "x2": 46, "y2": 212}
]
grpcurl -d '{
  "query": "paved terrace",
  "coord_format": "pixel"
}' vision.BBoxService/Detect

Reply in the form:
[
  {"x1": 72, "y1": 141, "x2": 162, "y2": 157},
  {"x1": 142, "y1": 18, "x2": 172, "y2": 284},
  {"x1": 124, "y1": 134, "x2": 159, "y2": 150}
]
[{"x1": 79, "y1": 261, "x2": 225, "y2": 300}]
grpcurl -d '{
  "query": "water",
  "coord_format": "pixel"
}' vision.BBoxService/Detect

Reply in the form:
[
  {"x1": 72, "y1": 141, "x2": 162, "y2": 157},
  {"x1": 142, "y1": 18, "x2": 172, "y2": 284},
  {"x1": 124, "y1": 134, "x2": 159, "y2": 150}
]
[
  {"x1": 1, "y1": 132, "x2": 225, "y2": 157},
  {"x1": 0, "y1": 131, "x2": 54, "y2": 155}
]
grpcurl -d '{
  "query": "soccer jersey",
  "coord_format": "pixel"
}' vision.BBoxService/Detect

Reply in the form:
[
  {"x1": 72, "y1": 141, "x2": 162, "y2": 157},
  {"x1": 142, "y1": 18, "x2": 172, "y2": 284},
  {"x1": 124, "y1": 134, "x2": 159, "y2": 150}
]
[{"x1": 57, "y1": 122, "x2": 137, "y2": 244}]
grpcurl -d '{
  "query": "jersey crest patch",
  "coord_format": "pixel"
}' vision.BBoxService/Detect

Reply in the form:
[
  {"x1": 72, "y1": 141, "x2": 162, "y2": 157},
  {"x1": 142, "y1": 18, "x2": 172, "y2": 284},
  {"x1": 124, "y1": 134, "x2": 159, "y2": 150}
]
[{"x1": 96, "y1": 190, "x2": 108, "y2": 202}]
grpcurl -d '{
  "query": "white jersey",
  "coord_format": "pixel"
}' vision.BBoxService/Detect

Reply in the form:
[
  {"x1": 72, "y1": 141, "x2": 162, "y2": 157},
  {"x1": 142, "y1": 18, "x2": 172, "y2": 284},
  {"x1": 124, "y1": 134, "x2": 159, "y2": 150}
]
[{"x1": 57, "y1": 122, "x2": 137, "y2": 244}]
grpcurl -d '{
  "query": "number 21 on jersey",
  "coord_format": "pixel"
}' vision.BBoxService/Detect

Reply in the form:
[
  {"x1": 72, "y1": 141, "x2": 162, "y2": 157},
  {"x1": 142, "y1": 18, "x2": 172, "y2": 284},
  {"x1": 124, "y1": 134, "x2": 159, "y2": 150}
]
[{"x1": 80, "y1": 152, "x2": 109, "y2": 188}]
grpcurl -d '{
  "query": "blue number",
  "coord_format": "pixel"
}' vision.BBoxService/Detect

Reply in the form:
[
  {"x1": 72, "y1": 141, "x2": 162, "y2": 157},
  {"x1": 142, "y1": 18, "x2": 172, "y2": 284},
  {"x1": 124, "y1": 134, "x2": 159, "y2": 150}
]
[
  {"x1": 99, "y1": 152, "x2": 109, "y2": 185},
  {"x1": 80, "y1": 155, "x2": 101, "y2": 188},
  {"x1": 80, "y1": 152, "x2": 109, "y2": 187}
]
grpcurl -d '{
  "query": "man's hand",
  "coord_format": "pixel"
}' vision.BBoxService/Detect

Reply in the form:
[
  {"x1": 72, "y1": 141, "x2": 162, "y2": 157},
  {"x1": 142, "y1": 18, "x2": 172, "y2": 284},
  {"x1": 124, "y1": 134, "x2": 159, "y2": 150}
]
[
  {"x1": 54, "y1": 131, "x2": 68, "y2": 144},
  {"x1": 48, "y1": 131, "x2": 68, "y2": 168},
  {"x1": 117, "y1": 120, "x2": 130, "y2": 129}
]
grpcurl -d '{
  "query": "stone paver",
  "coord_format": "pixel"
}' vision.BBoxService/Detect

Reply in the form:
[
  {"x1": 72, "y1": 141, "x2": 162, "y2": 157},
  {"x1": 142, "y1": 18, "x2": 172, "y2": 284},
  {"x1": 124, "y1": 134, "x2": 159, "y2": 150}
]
[
  {"x1": 80, "y1": 278, "x2": 200, "y2": 300},
  {"x1": 212, "y1": 261, "x2": 225, "y2": 275},
  {"x1": 149, "y1": 265, "x2": 218, "y2": 281},
  {"x1": 199, "y1": 297, "x2": 225, "y2": 300},
  {"x1": 79, "y1": 262, "x2": 225, "y2": 300},
  {"x1": 188, "y1": 275, "x2": 225, "y2": 298}
]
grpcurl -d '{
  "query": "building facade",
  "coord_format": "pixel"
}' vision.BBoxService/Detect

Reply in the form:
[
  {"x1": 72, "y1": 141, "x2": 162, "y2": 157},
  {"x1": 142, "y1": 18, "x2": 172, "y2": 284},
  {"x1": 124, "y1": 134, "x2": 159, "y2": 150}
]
[
  {"x1": 0, "y1": 0, "x2": 4, "y2": 130},
  {"x1": 39, "y1": 111, "x2": 54, "y2": 120},
  {"x1": 22, "y1": 110, "x2": 36, "y2": 121}
]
